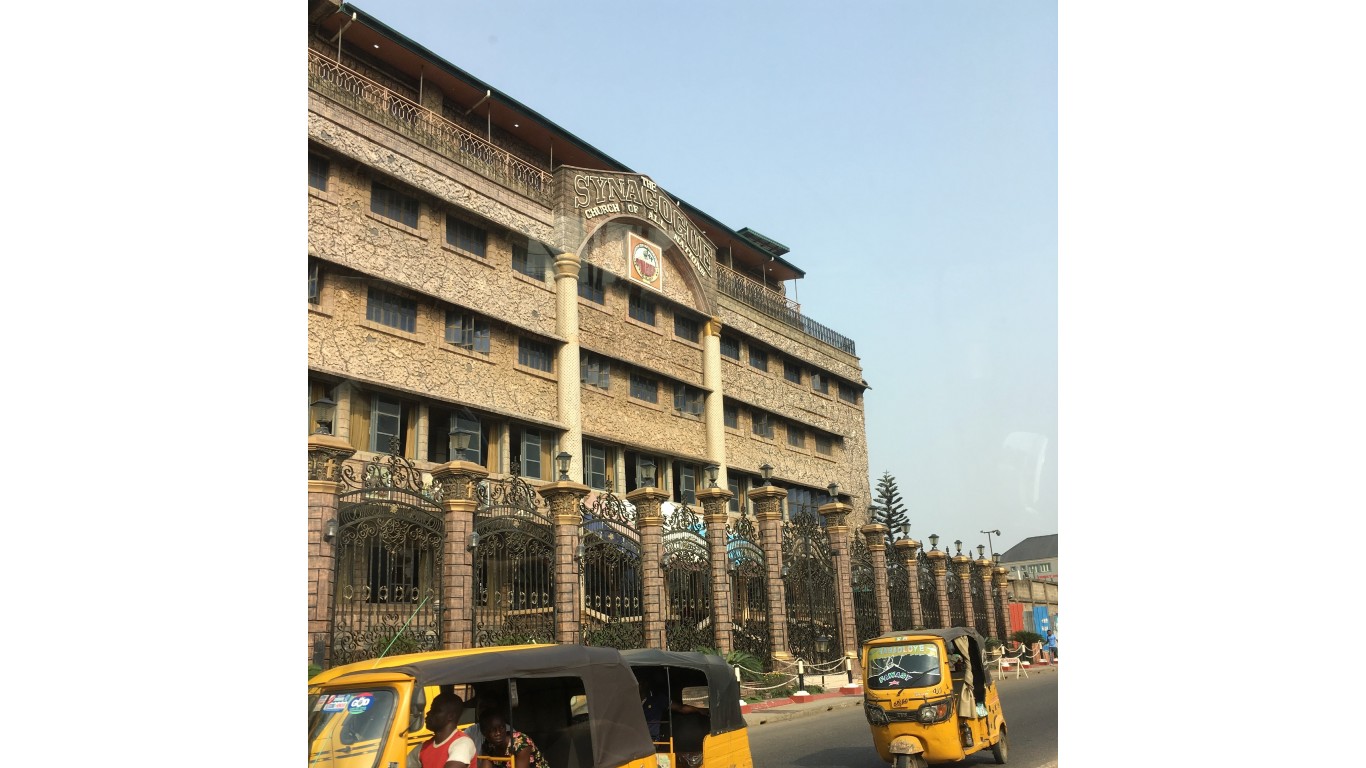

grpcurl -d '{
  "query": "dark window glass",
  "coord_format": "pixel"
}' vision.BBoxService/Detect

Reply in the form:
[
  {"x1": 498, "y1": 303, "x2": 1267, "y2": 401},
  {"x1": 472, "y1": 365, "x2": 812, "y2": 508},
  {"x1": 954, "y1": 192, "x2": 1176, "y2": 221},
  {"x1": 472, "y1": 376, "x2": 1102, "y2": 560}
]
[
  {"x1": 370, "y1": 182, "x2": 419, "y2": 228},
  {"x1": 309, "y1": 154, "x2": 329, "y2": 191},
  {"x1": 581, "y1": 352, "x2": 610, "y2": 389},
  {"x1": 512, "y1": 242, "x2": 548, "y2": 281},
  {"x1": 446, "y1": 216, "x2": 487, "y2": 257},
  {"x1": 815, "y1": 434, "x2": 834, "y2": 456},
  {"x1": 366, "y1": 543, "x2": 420, "y2": 603},
  {"x1": 584, "y1": 442, "x2": 610, "y2": 490},
  {"x1": 674, "y1": 314, "x2": 700, "y2": 342},
  {"x1": 366, "y1": 288, "x2": 417, "y2": 333},
  {"x1": 784, "y1": 359, "x2": 802, "y2": 384},
  {"x1": 518, "y1": 338, "x2": 553, "y2": 372},
  {"x1": 578, "y1": 263, "x2": 606, "y2": 304},
  {"x1": 308, "y1": 258, "x2": 320, "y2": 304},
  {"x1": 519, "y1": 428, "x2": 543, "y2": 479},
  {"x1": 811, "y1": 372, "x2": 829, "y2": 394},
  {"x1": 452, "y1": 412, "x2": 482, "y2": 464},
  {"x1": 445, "y1": 311, "x2": 491, "y2": 354},
  {"x1": 719, "y1": 334, "x2": 740, "y2": 360},
  {"x1": 673, "y1": 383, "x2": 704, "y2": 416},
  {"x1": 723, "y1": 401, "x2": 738, "y2": 429},
  {"x1": 749, "y1": 347, "x2": 768, "y2": 372},
  {"x1": 370, "y1": 397, "x2": 403, "y2": 453},
  {"x1": 630, "y1": 372, "x2": 658, "y2": 403},
  {"x1": 629, "y1": 290, "x2": 656, "y2": 325},
  {"x1": 675, "y1": 462, "x2": 697, "y2": 505},
  {"x1": 751, "y1": 410, "x2": 773, "y2": 439},
  {"x1": 839, "y1": 382, "x2": 860, "y2": 404},
  {"x1": 787, "y1": 424, "x2": 806, "y2": 448},
  {"x1": 727, "y1": 476, "x2": 742, "y2": 512}
]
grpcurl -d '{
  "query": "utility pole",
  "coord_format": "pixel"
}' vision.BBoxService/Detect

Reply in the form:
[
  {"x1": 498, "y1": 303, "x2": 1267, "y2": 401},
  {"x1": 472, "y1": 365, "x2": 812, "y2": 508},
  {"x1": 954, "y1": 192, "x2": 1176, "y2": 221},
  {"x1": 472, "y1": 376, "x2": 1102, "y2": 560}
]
[{"x1": 980, "y1": 529, "x2": 1002, "y2": 558}]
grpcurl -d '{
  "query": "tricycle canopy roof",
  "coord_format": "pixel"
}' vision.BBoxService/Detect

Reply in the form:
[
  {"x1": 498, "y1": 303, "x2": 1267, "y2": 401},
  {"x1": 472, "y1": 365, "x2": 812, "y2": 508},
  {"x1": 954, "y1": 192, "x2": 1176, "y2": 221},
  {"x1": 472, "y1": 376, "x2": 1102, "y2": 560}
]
[
  {"x1": 619, "y1": 648, "x2": 744, "y2": 734},
  {"x1": 320, "y1": 644, "x2": 654, "y2": 768}
]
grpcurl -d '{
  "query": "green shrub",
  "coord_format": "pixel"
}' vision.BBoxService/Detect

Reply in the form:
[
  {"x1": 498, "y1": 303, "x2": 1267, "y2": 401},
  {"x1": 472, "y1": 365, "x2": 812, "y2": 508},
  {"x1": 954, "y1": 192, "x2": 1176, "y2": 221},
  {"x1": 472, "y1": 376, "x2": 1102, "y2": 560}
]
[
  {"x1": 309, "y1": 663, "x2": 323, "y2": 680},
  {"x1": 1011, "y1": 630, "x2": 1044, "y2": 647}
]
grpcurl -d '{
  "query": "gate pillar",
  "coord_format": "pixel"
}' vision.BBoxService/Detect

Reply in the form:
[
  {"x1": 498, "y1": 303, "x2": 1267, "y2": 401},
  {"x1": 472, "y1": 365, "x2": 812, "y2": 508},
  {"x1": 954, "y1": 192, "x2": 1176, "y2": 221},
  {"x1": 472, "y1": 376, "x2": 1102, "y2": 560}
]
[
  {"x1": 994, "y1": 560, "x2": 1012, "y2": 638},
  {"x1": 697, "y1": 487, "x2": 734, "y2": 656},
  {"x1": 952, "y1": 543, "x2": 974, "y2": 628},
  {"x1": 860, "y1": 524, "x2": 892, "y2": 635},
  {"x1": 308, "y1": 432, "x2": 355, "y2": 668},
  {"x1": 819, "y1": 499, "x2": 858, "y2": 669},
  {"x1": 748, "y1": 483, "x2": 791, "y2": 663},
  {"x1": 927, "y1": 545, "x2": 951, "y2": 629},
  {"x1": 894, "y1": 538, "x2": 924, "y2": 629},
  {"x1": 541, "y1": 480, "x2": 590, "y2": 644},
  {"x1": 626, "y1": 486, "x2": 670, "y2": 650},
  {"x1": 975, "y1": 553, "x2": 997, "y2": 639},
  {"x1": 431, "y1": 460, "x2": 489, "y2": 650}
]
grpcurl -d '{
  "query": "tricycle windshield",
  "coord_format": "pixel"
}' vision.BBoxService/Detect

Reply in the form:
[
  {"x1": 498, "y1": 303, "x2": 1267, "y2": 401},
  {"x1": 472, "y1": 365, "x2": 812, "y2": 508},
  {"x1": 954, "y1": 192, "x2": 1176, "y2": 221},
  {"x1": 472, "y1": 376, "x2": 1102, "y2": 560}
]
[
  {"x1": 309, "y1": 687, "x2": 399, "y2": 768},
  {"x1": 866, "y1": 642, "x2": 944, "y2": 690}
]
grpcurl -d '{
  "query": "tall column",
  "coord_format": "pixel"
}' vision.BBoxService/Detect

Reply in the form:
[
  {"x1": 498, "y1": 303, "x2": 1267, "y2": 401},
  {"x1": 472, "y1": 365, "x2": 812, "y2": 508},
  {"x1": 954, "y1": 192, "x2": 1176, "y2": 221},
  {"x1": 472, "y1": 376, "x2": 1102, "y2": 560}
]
[
  {"x1": 553, "y1": 252, "x2": 584, "y2": 481},
  {"x1": 541, "y1": 480, "x2": 590, "y2": 644},
  {"x1": 627, "y1": 485, "x2": 670, "y2": 650},
  {"x1": 819, "y1": 500, "x2": 859, "y2": 662},
  {"x1": 431, "y1": 459, "x2": 489, "y2": 650},
  {"x1": 749, "y1": 484, "x2": 791, "y2": 663},
  {"x1": 308, "y1": 432, "x2": 355, "y2": 668},
  {"x1": 697, "y1": 486, "x2": 735, "y2": 655},
  {"x1": 975, "y1": 554, "x2": 998, "y2": 639},
  {"x1": 894, "y1": 538, "x2": 924, "y2": 629},
  {"x1": 926, "y1": 546, "x2": 951, "y2": 629},
  {"x1": 952, "y1": 545, "x2": 974, "y2": 628},
  {"x1": 860, "y1": 524, "x2": 892, "y2": 635},
  {"x1": 701, "y1": 318, "x2": 728, "y2": 487},
  {"x1": 994, "y1": 563, "x2": 1012, "y2": 639}
]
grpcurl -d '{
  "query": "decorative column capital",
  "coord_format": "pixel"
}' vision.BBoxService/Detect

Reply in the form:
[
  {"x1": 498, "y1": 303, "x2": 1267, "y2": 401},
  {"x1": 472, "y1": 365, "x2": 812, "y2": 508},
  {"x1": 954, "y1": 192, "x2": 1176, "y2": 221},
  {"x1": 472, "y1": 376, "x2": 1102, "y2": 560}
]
[
  {"x1": 703, "y1": 317, "x2": 723, "y2": 337},
  {"x1": 748, "y1": 484, "x2": 788, "y2": 521},
  {"x1": 951, "y1": 554, "x2": 973, "y2": 577},
  {"x1": 540, "y1": 480, "x2": 590, "y2": 524},
  {"x1": 974, "y1": 556, "x2": 993, "y2": 574},
  {"x1": 430, "y1": 460, "x2": 489, "y2": 505},
  {"x1": 818, "y1": 501, "x2": 852, "y2": 530},
  {"x1": 894, "y1": 538, "x2": 921, "y2": 561},
  {"x1": 860, "y1": 523, "x2": 889, "y2": 551},
  {"x1": 625, "y1": 487, "x2": 670, "y2": 526},
  {"x1": 553, "y1": 251, "x2": 581, "y2": 280},
  {"x1": 308, "y1": 433, "x2": 356, "y2": 485},
  {"x1": 926, "y1": 548, "x2": 948, "y2": 573},
  {"x1": 696, "y1": 486, "x2": 733, "y2": 512}
]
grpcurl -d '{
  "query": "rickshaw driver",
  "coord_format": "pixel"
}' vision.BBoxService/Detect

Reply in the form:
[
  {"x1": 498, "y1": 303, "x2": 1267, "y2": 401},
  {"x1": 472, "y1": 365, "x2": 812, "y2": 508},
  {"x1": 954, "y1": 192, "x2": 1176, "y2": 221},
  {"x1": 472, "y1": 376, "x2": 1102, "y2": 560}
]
[{"x1": 409, "y1": 692, "x2": 477, "y2": 768}]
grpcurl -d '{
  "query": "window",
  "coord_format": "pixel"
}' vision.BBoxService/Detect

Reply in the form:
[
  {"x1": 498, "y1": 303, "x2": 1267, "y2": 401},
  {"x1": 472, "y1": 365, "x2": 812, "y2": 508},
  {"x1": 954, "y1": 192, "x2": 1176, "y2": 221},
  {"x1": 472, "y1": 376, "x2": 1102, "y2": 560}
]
[
  {"x1": 367, "y1": 288, "x2": 417, "y2": 333},
  {"x1": 584, "y1": 442, "x2": 612, "y2": 490},
  {"x1": 512, "y1": 242, "x2": 549, "y2": 281},
  {"x1": 445, "y1": 311, "x2": 491, "y2": 354},
  {"x1": 309, "y1": 153, "x2": 329, "y2": 191},
  {"x1": 749, "y1": 346, "x2": 768, "y2": 372},
  {"x1": 513, "y1": 427, "x2": 543, "y2": 479},
  {"x1": 624, "y1": 451, "x2": 661, "y2": 492},
  {"x1": 674, "y1": 314, "x2": 699, "y2": 343},
  {"x1": 578, "y1": 263, "x2": 606, "y2": 304},
  {"x1": 787, "y1": 423, "x2": 806, "y2": 449},
  {"x1": 629, "y1": 289, "x2": 656, "y2": 325},
  {"x1": 727, "y1": 476, "x2": 744, "y2": 513},
  {"x1": 673, "y1": 383, "x2": 705, "y2": 416},
  {"x1": 723, "y1": 401, "x2": 738, "y2": 429},
  {"x1": 518, "y1": 338, "x2": 553, "y2": 372},
  {"x1": 673, "y1": 461, "x2": 698, "y2": 505},
  {"x1": 815, "y1": 433, "x2": 834, "y2": 456},
  {"x1": 839, "y1": 382, "x2": 860, "y2": 404},
  {"x1": 581, "y1": 352, "x2": 610, "y2": 389},
  {"x1": 719, "y1": 334, "x2": 740, "y2": 360},
  {"x1": 784, "y1": 359, "x2": 803, "y2": 384},
  {"x1": 370, "y1": 181, "x2": 419, "y2": 228},
  {"x1": 370, "y1": 396, "x2": 404, "y2": 453},
  {"x1": 811, "y1": 372, "x2": 829, "y2": 394},
  {"x1": 788, "y1": 486, "x2": 832, "y2": 525},
  {"x1": 630, "y1": 372, "x2": 658, "y2": 403},
  {"x1": 751, "y1": 410, "x2": 774, "y2": 439},
  {"x1": 308, "y1": 258, "x2": 321, "y2": 304},
  {"x1": 427, "y1": 409, "x2": 483, "y2": 465},
  {"x1": 446, "y1": 216, "x2": 487, "y2": 257}
]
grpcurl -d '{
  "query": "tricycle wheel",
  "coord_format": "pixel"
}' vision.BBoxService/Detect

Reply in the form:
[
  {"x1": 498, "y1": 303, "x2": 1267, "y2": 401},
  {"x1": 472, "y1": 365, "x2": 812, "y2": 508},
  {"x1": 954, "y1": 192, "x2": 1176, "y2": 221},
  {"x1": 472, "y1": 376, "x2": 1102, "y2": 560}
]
[
  {"x1": 894, "y1": 755, "x2": 928, "y2": 768},
  {"x1": 991, "y1": 725, "x2": 1008, "y2": 764}
]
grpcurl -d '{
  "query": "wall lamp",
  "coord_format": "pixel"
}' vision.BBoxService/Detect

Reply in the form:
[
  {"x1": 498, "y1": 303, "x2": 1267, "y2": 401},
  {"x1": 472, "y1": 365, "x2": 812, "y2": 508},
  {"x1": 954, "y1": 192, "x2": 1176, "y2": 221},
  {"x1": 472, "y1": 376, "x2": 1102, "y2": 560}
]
[
  {"x1": 815, "y1": 635, "x2": 832, "y2": 654},
  {"x1": 324, "y1": 518, "x2": 338, "y2": 543},
  {"x1": 929, "y1": 534, "x2": 940, "y2": 551},
  {"x1": 705, "y1": 463, "x2": 720, "y2": 488},
  {"x1": 555, "y1": 451, "x2": 572, "y2": 481},
  {"x1": 310, "y1": 396, "x2": 336, "y2": 436},
  {"x1": 760, "y1": 463, "x2": 774, "y2": 486},
  {"x1": 640, "y1": 458, "x2": 656, "y2": 488},
  {"x1": 449, "y1": 428, "x2": 472, "y2": 461},
  {"x1": 827, "y1": 482, "x2": 840, "y2": 501},
  {"x1": 467, "y1": 531, "x2": 480, "y2": 551}
]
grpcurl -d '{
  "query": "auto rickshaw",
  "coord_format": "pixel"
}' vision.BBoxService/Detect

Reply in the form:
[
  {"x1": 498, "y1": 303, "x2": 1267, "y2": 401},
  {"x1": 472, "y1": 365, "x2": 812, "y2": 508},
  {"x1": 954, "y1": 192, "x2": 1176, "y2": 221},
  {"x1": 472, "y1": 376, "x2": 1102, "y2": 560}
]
[
  {"x1": 860, "y1": 627, "x2": 1008, "y2": 768},
  {"x1": 620, "y1": 649, "x2": 754, "y2": 768},
  {"x1": 308, "y1": 644, "x2": 658, "y2": 768}
]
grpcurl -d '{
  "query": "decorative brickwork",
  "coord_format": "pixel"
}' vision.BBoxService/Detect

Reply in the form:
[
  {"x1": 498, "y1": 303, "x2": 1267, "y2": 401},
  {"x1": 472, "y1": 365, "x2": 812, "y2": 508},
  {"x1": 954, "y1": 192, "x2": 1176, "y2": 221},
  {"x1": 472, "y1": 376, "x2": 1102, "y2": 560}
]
[
  {"x1": 820, "y1": 501, "x2": 858, "y2": 661},
  {"x1": 698, "y1": 487, "x2": 734, "y2": 655},
  {"x1": 627, "y1": 486, "x2": 670, "y2": 650},
  {"x1": 975, "y1": 557, "x2": 998, "y2": 639},
  {"x1": 540, "y1": 481, "x2": 590, "y2": 644},
  {"x1": 927, "y1": 548, "x2": 951, "y2": 629},
  {"x1": 749, "y1": 484, "x2": 790, "y2": 662},
  {"x1": 861, "y1": 523, "x2": 892, "y2": 635},
  {"x1": 431, "y1": 461, "x2": 489, "y2": 649},
  {"x1": 894, "y1": 538, "x2": 925, "y2": 629}
]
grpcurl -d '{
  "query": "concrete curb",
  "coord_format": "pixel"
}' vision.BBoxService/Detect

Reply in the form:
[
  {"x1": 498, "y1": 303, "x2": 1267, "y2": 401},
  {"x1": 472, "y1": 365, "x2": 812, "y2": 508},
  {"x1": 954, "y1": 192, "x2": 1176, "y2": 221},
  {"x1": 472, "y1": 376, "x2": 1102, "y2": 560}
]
[{"x1": 743, "y1": 693, "x2": 863, "y2": 726}]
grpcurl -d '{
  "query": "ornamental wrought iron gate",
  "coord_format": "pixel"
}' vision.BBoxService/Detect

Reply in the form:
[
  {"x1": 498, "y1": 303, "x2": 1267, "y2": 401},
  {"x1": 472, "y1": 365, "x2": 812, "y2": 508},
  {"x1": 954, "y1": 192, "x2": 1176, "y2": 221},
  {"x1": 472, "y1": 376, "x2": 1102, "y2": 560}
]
[
  {"x1": 662, "y1": 503, "x2": 712, "y2": 651},
  {"x1": 471, "y1": 469, "x2": 556, "y2": 647},
  {"x1": 970, "y1": 568, "x2": 991, "y2": 637},
  {"x1": 918, "y1": 551, "x2": 941, "y2": 628},
  {"x1": 726, "y1": 514, "x2": 771, "y2": 666},
  {"x1": 996, "y1": 588, "x2": 1010, "y2": 642},
  {"x1": 331, "y1": 450, "x2": 445, "y2": 667},
  {"x1": 579, "y1": 491, "x2": 644, "y2": 649},
  {"x1": 947, "y1": 560, "x2": 968, "y2": 628},
  {"x1": 888, "y1": 547, "x2": 913, "y2": 631},
  {"x1": 783, "y1": 509, "x2": 841, "y2": 664},
  {"x1": 850, "y1": 535, "x2": 882, "y2": 646}
]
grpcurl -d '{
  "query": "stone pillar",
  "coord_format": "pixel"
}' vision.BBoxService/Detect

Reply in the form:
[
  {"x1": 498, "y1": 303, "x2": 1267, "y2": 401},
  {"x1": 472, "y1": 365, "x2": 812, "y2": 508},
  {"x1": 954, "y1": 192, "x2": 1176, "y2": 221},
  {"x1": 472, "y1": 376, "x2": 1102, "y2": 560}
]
[
  {"x1": 749, "y1": 484, "x2": 791, "y2": 663},
  {"x1": 627, "y1": 485, "x2": 670, "y2": 650},
  {"x1": 430, "y1": 459, "x2": 489, "y2": 650},
  {"x1": 698, "y1": 486, "x2": 735, "y2": 655},
  {"x1": 975, "y1": 555, "x2": 997, "y2": 639},
  {"x1": 926, "y1": 547, "x2": 951, "y2": 629},
  {"x1": 994, "y1": 565, "x2": 1012, "y2": 639},
  {"x1": 553, "y1": 252, "x2": 584, "y2": 480},
  {"x1": 952, "y1": 548, "x2": 975, "y2": 628},
  {"x1": 541, "y1": 480, "x2": 590, "y2": 644},
  {"x1": 860, "y1": 524, "x2": 892, "y2": 635},
  {"x1": 308, "y1": 433, "x2": 355, "y2": 668},
  {"x1": 894, "y1": 538, "x2": 923, "y2": 629},
  {"x1": 701, "y1": 318, "x2": 728, "y2": 487},
  {"x1": 819, "y1": 500, "x2": 859, "y2": 662}
]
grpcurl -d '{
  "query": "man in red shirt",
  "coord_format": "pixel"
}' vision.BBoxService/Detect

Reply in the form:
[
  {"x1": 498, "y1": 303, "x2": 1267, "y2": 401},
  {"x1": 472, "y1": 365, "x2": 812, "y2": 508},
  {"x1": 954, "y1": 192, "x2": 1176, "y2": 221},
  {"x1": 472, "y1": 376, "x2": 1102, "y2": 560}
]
[{"x1": 410, "y1": 692, "x2": 476, "y2": 768}]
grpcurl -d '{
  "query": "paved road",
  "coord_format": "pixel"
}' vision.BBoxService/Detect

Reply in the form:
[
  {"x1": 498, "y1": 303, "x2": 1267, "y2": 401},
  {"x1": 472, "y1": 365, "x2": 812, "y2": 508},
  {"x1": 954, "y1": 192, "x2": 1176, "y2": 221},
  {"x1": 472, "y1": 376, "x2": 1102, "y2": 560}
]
[{"x1": 747, "y1": 670, "x2": 1058, "y2": 768}]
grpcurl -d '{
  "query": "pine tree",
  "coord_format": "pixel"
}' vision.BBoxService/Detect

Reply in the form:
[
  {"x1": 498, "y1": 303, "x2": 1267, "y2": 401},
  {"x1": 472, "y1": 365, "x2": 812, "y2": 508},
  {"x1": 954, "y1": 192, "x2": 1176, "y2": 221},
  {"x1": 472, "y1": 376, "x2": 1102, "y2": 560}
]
[{"x1": 869, "y1": 471, "x2": 910, "y2": 548}]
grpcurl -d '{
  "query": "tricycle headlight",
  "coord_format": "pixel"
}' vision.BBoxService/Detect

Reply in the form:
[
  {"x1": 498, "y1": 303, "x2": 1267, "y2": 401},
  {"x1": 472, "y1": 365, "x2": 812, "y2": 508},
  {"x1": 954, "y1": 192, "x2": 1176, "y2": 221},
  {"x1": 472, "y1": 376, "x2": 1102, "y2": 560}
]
[
  {"x1": 917, "y1": 697, "x2": 952, "y2": 724},
  {"x1": 865, "y1": 701, "x2": 889, "y2": 726}
]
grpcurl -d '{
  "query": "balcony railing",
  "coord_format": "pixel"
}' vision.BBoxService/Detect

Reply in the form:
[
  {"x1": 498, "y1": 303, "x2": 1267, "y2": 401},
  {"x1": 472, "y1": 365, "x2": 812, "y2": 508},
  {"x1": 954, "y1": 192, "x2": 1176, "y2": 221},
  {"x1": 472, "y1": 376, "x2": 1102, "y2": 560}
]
[
  {"x1": 308, "y1": 50, "x2": 555, "y2": 206},
  {"x1": 716, "y1": 264, "x2": 856, "y2": 355}
]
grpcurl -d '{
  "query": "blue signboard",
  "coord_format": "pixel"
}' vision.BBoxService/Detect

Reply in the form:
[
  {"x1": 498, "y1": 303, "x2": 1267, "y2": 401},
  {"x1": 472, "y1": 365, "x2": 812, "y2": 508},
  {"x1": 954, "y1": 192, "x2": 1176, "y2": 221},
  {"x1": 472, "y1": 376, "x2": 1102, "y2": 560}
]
[{"x1": 1032, "y1": 606, "x2": 1050, "y2": 633}]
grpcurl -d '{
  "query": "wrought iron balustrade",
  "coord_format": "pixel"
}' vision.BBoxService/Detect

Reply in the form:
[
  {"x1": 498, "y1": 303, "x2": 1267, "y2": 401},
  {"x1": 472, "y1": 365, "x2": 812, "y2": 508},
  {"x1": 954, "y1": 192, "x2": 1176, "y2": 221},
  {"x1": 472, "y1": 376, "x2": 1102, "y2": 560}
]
[
  {"x1": 715, "y1": 264, "x2": 856, "y2": 355},
  {"x1": 307, "y1": 50, "x2": 554, "y2": 206}
]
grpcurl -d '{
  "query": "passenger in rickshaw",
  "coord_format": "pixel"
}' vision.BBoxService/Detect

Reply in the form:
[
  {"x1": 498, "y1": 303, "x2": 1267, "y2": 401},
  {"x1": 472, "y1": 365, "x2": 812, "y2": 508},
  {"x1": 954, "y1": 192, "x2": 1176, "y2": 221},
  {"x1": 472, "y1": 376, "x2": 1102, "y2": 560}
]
[
  {"x1": 475, "y1": 711, "x2": 549, "y2": 768},
  {"x1": 410, "y1": 691, "x2": 477, "y2": 768}
]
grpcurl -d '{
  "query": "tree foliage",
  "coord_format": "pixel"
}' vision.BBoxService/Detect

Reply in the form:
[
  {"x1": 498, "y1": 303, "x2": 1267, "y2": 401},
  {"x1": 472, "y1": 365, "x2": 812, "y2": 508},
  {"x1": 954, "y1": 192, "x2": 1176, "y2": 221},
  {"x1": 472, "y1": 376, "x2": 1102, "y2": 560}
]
[{"x1": 869, "y1": 471, "x2": 910, "y2": 547}]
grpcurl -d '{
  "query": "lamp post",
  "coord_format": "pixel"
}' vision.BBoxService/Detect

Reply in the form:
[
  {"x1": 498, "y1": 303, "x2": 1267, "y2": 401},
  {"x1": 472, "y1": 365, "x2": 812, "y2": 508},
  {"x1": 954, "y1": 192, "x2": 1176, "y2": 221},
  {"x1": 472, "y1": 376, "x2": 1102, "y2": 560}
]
[
  {"x1": 449, "y1": 426, "x2": 472, "y2": 462},
  {"x1": 980, "y1": 529, "x2": 1002, "y2": 558},
  {"x1": 310, "y1": 396, "x2": 336, "y2": 436},
  {"x1": 640, "y1": 458, "x2": 656, "y2": 489},
  {"x1": 555, "y1": 451, "x2": 572, "y2": 482},
  {"x1": 705, "y1": 463, "x2": 720, "y2": 489}
]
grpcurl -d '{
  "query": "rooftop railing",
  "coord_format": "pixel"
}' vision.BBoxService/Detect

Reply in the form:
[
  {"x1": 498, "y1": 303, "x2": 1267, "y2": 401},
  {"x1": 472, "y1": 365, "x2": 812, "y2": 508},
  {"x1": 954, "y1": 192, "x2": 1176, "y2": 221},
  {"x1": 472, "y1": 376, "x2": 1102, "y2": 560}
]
[
  {"x1": 716, "y1": 264, "x2": 856, "y2": 355},
  {"x1": 308, "y1": 50, "x2": 555, "y2": 206}
]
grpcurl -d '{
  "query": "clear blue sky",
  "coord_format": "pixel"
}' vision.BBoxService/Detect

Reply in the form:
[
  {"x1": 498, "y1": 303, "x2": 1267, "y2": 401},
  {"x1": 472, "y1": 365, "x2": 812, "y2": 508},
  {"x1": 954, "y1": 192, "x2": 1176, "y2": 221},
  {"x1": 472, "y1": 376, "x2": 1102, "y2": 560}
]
[{"x1": 346, "y1": 0, "x2": 1058, "y2": 554}]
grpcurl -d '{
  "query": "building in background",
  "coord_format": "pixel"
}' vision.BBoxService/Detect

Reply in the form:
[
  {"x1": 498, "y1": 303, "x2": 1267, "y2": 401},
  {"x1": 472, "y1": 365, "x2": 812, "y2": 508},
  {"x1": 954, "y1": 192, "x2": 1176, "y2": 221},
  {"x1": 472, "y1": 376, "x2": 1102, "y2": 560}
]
[{"x1": 1000, "y1": 533, "x2": 1058, "y2": 582}]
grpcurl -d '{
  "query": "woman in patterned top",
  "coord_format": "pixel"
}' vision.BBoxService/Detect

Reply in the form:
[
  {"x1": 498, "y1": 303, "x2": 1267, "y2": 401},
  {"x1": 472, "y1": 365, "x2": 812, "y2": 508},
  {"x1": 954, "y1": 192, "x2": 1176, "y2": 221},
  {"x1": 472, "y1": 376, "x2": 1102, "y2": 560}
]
[{"x1": 476, "y1": 712, "x2": 548, "y2": 768}]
